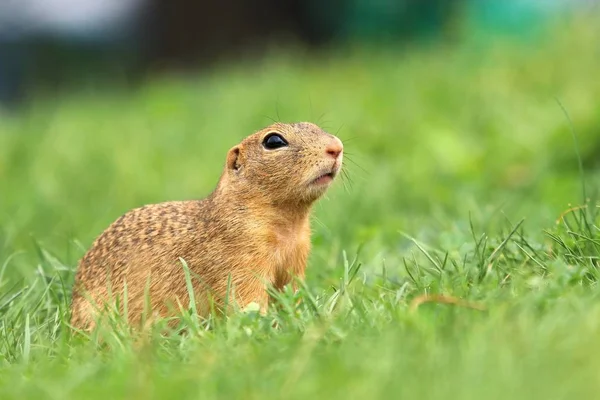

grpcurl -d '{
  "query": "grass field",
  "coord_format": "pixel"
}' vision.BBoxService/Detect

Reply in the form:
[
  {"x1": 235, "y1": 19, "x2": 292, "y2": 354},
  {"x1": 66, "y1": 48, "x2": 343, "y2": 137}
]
[{"x1": 1, "y1": 14, "x2": 600, "y2": 399}]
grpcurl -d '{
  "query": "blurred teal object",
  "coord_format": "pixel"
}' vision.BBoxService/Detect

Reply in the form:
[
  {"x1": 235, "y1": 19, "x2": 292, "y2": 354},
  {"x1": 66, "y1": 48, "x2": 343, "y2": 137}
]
[
  {"x1": 465, "y1": 0, "x2": 582, "y2": 36},
  {"x1": 305, "y1": 0, "x2": 588, "y2": 43}
]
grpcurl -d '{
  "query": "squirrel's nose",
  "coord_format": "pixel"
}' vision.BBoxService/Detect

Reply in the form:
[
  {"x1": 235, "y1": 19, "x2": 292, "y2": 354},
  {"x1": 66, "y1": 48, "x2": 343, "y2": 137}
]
[{"x1": 325, "y1": 137, "x2": 343, "y2": 159}]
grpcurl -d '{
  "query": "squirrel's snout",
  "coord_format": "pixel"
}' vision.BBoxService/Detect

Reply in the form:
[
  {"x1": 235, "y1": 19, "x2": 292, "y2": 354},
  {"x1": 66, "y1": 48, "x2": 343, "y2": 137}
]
[{"x1": 325, "y1": 137, "x2": 343, "y2": 160}]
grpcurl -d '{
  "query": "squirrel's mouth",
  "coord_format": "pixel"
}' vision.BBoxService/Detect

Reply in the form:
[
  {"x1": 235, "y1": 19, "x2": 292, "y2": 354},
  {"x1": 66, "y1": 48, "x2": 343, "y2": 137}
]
[{"x1": 311, "y1": 170, "x2": 337, "y2": 186}]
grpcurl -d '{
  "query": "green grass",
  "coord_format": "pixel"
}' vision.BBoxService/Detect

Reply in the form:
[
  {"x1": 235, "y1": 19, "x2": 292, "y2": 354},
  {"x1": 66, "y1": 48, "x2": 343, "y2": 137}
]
[{"x1": 1, "y1": 14, "x2": 600, "y2": 399}]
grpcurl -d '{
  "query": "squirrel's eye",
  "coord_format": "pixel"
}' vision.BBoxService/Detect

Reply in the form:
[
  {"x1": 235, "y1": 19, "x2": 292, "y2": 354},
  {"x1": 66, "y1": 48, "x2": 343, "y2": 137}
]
[{"x1": 262, "y1": 133, "x2": 288, "y2": 150}]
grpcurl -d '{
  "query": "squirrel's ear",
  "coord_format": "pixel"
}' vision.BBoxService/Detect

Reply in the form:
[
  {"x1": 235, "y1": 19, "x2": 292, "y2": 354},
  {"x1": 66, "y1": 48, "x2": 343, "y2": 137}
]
[{"x1": 226, "y1": 146, "x2": 241, "y2": 172}]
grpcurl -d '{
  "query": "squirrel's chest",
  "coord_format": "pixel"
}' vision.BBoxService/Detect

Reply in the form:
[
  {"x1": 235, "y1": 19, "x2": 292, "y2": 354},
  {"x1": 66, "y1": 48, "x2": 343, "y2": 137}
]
[{"x1": 263, "y1": 225, "x2": 311, "y2": 274}]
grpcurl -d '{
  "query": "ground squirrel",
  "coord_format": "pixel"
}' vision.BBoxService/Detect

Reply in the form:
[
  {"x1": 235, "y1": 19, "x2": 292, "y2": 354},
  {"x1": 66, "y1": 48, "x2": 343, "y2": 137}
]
[{"x1": 70, "y1": 122, "x2": 344, "y2": 331}]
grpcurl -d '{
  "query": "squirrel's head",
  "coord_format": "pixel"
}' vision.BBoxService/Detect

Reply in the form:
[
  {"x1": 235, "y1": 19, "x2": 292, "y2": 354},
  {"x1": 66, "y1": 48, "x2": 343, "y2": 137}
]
[{"x1": 221, "y1": 122, "x2": 344, "y2": 206}]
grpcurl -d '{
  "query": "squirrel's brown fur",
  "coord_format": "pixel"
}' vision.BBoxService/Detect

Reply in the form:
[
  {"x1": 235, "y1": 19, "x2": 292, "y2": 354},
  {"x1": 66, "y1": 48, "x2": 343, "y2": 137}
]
[{"x1": 69, "y1": 122, "x2": 344, "y2": 331}]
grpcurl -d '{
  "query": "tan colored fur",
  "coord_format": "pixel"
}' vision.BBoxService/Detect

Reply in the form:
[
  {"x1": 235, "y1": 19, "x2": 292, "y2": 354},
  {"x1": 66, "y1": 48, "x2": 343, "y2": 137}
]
[{"x1": 69, "y1": 122, "x2": 343, "y2": 331}]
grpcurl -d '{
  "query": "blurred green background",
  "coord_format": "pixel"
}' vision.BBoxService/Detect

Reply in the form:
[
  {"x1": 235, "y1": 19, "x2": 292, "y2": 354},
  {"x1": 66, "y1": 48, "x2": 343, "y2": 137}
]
[{"x1": 1, "y1": 1, "x2": 600, "y2": 399}]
